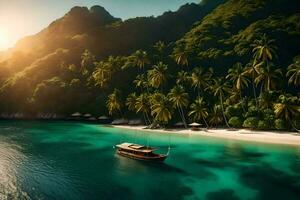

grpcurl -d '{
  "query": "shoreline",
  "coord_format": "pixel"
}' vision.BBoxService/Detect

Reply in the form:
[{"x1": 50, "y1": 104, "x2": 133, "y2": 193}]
[{"x1": 112, "y1": 125, "x2": 300, "y2": 147}]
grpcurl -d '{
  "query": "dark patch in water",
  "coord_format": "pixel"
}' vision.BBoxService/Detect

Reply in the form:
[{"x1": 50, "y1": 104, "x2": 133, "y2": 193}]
[
  {"x1": 196, "y1": 159, "x2": 233, "y2": 169},
  {"x1": 239, "y1": 164, "x2": 300, "y2": 200},
  {"x1": 289, "y1": 154, "x2": 300, "y2": 174},
  {"x1": 206, "y1": 189, "x2": 240, "y2": 200},
  {"x1": 149, "y1": 183, "x2": 194, "y2": 200},
  {"x1": 243, "y1": 151, "x2": 266, "y2": 158},
  {"x1": 221, "y1": 144, "x2": 266, "y2": 163}
]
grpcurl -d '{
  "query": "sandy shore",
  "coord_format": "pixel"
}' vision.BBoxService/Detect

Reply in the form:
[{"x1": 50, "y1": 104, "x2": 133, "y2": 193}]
[{"x1": 113, "y1": 125, "x2": 300, "y2": 146}]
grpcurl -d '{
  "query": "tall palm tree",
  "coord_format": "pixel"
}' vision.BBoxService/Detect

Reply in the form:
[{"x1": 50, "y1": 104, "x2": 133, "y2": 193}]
[
  {"x1": 147, "y1": 62, "x2": 168, "y2": 90},
  {"x1": 93, "y1": 61, "x2": 110, "y2": 87},
  {"x1": 209, "y1": 105, "x2": 223, "y2": 127},
  {"x1": 189, "y1": 97, "x2": 209, "y2": 128},
  {"x1": 210, "y1": 78, "x2": 231, "y2": 128},
  {"x1": 126, "y1": 93, "x2": 137, "y2": 112},
  {"x1": 252, "y1": 34, "x2": 277, "y2": 63},
  {"x1": 287, "y1": 56, "x2": 300, "y2": 86},
  {"x1": 226, "y1": 62, "x2": 249, "y2": 111},
  {"x1": 135, "y1": 93, "x2": 151, "y2": 124},
  {"x1": 172, "y1": 42, "x2": 189, "y2": 67},
  {"x1": 274, "y1": 94, "x2": 300, "y2": 131},
  {"x1": 227, "y1": 63, "x2": 249, "y2": 95},
  {"x1": 151, "y1": 94, "x2": 173, "y2": 125},
  {"x1": 168, "y1": 85, "x2": 189, "y2": 128},
  {"x1": 106, "y1": 89, "x2": 123, "y2": 116},
  {"x1": 243, "y1": 61, "x2": 260, "y2": 108},
  {"x1": 254, "y1": 62, "x2": 282, "y2": 92},
  {"x1": 191, "y1": 67, "x2": 213, "y2": 96}
]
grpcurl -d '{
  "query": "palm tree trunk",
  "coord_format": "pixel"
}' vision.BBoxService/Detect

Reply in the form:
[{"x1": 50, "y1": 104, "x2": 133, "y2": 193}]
[
  {"x1": 202, "y1": 116, "x2": 209, "y2": 128},
  {"x1": 288, "y1": 118, "x2": 300, "y2": 133},
  {"x1": 220, "y1": 94, "x2": 230, "y2": 128},
  {"x1": 239, "y1": 90, "x2": 246, "y2": 113},
  {"x1": 252, "y1": 76, "x2": 258, "y2": 109},
  {"x1": 142, "y1": 113, "x2": 148, "y2": 125},
  {"x1": 179, "y1": 105, "x2": 188, "y2": 128},
  {"x1": 260, "y1": 82, "x2": 264, "y2": 96},
  {"x1": 145, "y1": 111, "x2": 151, "y2": 125}
]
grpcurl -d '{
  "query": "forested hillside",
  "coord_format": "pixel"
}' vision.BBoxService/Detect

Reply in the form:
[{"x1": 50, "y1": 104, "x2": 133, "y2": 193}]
[{"x1": 0, "y1": 0, "x2": 299, "y2": 131}]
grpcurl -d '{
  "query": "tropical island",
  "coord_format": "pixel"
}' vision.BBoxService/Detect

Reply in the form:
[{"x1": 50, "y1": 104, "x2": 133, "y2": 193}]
[
  {"x1": 0, "y1": 0, "x2": 299, "y2": 136},
  {"x1": 1, "y1": 1, "x2": 300, "y2": 200}
]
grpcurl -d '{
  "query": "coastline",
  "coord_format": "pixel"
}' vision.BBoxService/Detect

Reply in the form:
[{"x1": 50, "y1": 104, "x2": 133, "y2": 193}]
[{"x1": 112, "y1": 125, "x2": 300, "y2": 146}]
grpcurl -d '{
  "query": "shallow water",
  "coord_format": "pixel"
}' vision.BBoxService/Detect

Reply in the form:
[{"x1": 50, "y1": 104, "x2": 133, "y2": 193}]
[{"x1": 0, "y1": 121, "x2": 300, "y2": 200}]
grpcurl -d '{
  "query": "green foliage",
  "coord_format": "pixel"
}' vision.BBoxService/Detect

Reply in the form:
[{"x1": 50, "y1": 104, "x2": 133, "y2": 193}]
[
  {"x1": 262, "y1": 109, "x2": 275, "y2": 128},
  {"x1": 274, "y1": 119, "x2": 286, "y2": 130},
  {"x1": 287, "y1": 55, "x2": 300, "y2": 86},
  {"x1": 225, "y1": 105, "x2": 243, "y2": 118},
  {"x1": 245, "y1": 106, "x2": 260, "y2": 118},
  {"x1": 243, "y1": 117, "x2": 259, "y2": 129},
  {"x1": 229, "y1": 116, "x2": 243, "y2": 127},
  {"x1": 189, "y1": 97, "x2": 209, "y2": 126},
  {"x1": 258, "y1": 120, "x2": 269, "y2": 130}
]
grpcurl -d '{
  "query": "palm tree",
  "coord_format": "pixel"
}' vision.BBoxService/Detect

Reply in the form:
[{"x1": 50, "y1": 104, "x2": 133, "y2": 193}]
[
  {"x1": 254, "y1": 62, "x2": 282, "y2": 92},
  {"x1": 226, "y1": 62, "x2": 249, "y2": 111},
  {"x1": 243, "y1": 61, "x2": 260, "y2": 108},
  {"x1": 176, "y1": 71, "x2": 190, "y2": 86},
  {"x1": 93, "y1": 61, "x2": 110, "y2": 87},
  {"x1": 274, "y1": 94, "x2": 300, "y2": 131},
  {"x1": 228, "y1": 88, "x2": 240, "y2": 104},
  {"x1": 135, "y1": 93, "x2": 151, "y2": 124},
  {"x1": 126, "y1": 93, "x2": 137, "y2": 112},
  {"x1": 252, "y1": 34, "x2": 277, "y2": 63},
  {"x1": 189, "y1": 97, "x2": 209, "y2": 128},
  {"x1": 106, "y1": 89, "x2": 123, "y2": 116},
  {"x1": 151, "y1": 94, "x2": 173, "y2": 125},
  {"x1": 191, "y1": 67, "x2": 213, "y2": 96},
  {"x1": 124, "y1": 50, "x2": 149, "y2": 71},
  {"x1": 153, "y1": 41, "x2": 166, "y2": 60},
  {"x1": 168, "y1": 85, "x2": 189, "y2": 128},
  {"x1": 227, "y1": 63, "x2": 249, "y2": 95},
  {"x1": 287, "y1": 56, "x2": 300, "y2": 86},
  {"x1": 133, "y1": 74, "x2": 148, "y2": 91},
  {"x1": 172, "y1": 42, "x2": 189, "y2": 67},
  {"x1": 210, "y1": 78, "x2": 231, "y2": 128},
  {"x1": 258, "y1": 91, "x2": 274, "y2": 109},
  {"x1": 135, "y1": 50, "x2": 149, "y2": 70},
  {"x1": 147, "y1": 62, "x2": 168, "y2": 90},
  {"x1": 209, "y1": 105, "x2": 223, "y2": 127},
  {"x1": 81, "y1": 49, "x2": 95, "y2": 75}
]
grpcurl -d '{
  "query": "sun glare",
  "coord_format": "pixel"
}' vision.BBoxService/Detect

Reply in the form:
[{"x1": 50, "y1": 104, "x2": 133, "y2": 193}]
[{"x1": 0, "y1": 28, "x2": 10, "y2": 50}]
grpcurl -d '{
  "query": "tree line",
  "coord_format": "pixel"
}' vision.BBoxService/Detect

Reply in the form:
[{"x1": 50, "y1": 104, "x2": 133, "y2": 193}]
[{"x1": 89, "y1": 33, "x2": 299, "y2": 131}]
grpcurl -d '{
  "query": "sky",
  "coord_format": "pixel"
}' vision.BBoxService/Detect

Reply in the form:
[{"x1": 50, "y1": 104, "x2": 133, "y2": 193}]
[{"x1": 0, "y1": 0, "x2": 198, "y2": 50}]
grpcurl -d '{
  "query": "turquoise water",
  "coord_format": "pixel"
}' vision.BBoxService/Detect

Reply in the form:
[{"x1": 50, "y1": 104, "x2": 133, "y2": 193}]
[{"x1": 0, "y1": 121, "x2": 300, "y2": 200}]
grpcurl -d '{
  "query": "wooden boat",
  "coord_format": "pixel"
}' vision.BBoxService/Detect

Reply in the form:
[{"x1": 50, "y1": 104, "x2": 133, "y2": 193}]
[{"x1": 115, "y1": 143, "x2": 168, "y2": 161}]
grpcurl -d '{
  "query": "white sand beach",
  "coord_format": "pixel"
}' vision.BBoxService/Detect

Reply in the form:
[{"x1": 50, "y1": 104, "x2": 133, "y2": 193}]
[{"x1": 113, "y1": 125, "x2": 300, "y2": 146}]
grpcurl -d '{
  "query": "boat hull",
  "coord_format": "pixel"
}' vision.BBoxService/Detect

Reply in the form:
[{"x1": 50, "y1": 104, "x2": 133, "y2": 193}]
[{"x1": 117, "y1": 150, "x2": 167, "y2": 161}]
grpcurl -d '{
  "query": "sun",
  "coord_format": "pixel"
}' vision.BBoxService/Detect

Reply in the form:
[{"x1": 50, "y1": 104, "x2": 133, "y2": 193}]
[{"x1": 0, "y1": 28, "x2": 10, "y2": 50}]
